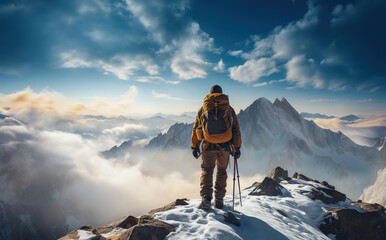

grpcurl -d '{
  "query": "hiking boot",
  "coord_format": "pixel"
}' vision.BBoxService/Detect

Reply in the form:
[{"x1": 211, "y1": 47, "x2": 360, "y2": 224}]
[
  {"x1": 199, "y1": 195, "x2": 212, "y2": 211},
  {"x1": 214, "y1": 198, "x2": 223, "y2": 209}
]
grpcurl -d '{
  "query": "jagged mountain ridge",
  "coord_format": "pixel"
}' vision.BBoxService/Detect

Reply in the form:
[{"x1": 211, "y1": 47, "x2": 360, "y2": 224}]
[{"x1": 140, "y1": 97, "x2": 385, "y2": 199}]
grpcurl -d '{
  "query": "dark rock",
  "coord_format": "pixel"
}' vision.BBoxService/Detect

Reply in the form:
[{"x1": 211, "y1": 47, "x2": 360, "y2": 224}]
[
  {"x1": 249, "y1": 177, "x2": 284, "y2": 196},
  {"x1": 320, "y1": 207, "x2": 386, "y2": 240},
  {"x1": 321, "y1": 181, "x2": 335, "y2": 190},
  {"x1": 116, "y1": 217, "x2": 175, "y2": 240},
  {"x1": 149, "y1": 198, "x2": 189, "y2": 215},
  {"x1": 277, "y1": 210, "x2": 288, "y2": 217},
  {"x1": 97, "y1": 216, "x2": 138, "y2": 234},
  {"x1": 268, "y1": 166, "x2": 290, "y2": 182},
  {"x1": 79, "y1": 225, "x2": 94, "y2": 231},
  {"x1": 224, "y1": 212, "x2": 240, "y2": 227},
  {"x1": 292, "y1": 172, "x2": 299, "y2": 179},
  {"x1": 351, "y1": 201, "x2": 385, "y2": 212},
  {"x1": 308, "y1": 187, "x2": 346, "y2": 204},
  {"x1": 117, "y1": 216, "x2": 139, "y2": 229},
  {"x1": 297, "y1": 174, "x2": 311, "y2": 181}
]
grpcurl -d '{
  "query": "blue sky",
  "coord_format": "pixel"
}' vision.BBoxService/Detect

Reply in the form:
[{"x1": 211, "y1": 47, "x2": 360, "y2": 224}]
[{"x1": 0, "y1": 0, "x2": 385, "y2": 116}]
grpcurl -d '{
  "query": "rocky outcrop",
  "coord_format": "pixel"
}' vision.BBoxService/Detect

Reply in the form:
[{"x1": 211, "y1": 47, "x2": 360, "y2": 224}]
[
  {"x1": 59, "y1": 213, "x2": 175, "y2": 240},
  {"x1": 351, "y1": 200, "x2": 385, "y2": 212},
  {"x1": 320, "y1": 207, "x2": 386, "y2": 240},
  {"x1": 249, "y1": 177, "x2": 284, "y2": 196},
  {"x1": 305, "y1": 187, "x2": 346, "y2": 204},
  {"x1": 268, "y1": 166, "x2": 290, "y2": 182},
  {"x1": 149, "y1": 198, "x2": 189, "y2": 216},
  {"x1": 292, "y1": 172, "x2": 335, "y2": 190}
]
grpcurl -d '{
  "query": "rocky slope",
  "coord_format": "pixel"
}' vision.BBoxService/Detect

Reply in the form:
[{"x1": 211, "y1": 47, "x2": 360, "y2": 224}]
[{"x1": 59, "y1": 167, "x2": 386, "y2": 240}]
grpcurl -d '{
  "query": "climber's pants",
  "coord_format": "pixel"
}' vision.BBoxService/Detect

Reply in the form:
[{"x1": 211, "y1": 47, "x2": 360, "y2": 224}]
[{"x1": 200, "y1": 150, "x2": 230, "y2": 199}]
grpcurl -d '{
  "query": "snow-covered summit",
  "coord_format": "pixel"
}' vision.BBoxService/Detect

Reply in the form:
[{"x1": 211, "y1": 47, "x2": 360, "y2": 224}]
[{"x1": 59, "y1": 167, "x2": 386, "y2": 240}]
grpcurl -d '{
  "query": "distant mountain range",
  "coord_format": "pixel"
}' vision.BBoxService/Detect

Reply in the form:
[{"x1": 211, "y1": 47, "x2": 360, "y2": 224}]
[
  {"x1": 300, "y1": 112, "x2": 335, "y2": 119},
  {"x1": 301, "y1": 112, "x2": 361, "y2": 122}
]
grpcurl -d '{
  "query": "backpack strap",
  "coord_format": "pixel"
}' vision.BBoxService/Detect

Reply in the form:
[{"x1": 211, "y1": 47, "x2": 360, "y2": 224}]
[{"x1": 227, "y1": 105, "x2": 234, "y2": 127}]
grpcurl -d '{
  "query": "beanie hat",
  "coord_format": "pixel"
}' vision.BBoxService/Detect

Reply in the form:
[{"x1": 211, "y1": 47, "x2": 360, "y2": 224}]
[{"x1": 210, "y1": 85, "x2": 222, "y2": 94}]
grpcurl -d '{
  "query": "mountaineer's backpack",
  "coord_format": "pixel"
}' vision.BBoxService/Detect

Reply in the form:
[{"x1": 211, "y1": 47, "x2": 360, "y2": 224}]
[{"x1": 196, "y1": 93, "x2": 234, "y2": 143}]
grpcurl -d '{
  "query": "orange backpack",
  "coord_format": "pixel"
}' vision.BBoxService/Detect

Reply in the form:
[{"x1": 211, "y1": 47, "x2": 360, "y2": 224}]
[{"x1": 196, "y1": 93, "x2": 233, "y2": 143}]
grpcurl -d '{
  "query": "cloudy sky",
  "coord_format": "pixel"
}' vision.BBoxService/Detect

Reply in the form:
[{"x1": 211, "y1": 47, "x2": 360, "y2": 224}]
[{"x1": 1, "y1": 0, "x2": 385, "y2": 116}]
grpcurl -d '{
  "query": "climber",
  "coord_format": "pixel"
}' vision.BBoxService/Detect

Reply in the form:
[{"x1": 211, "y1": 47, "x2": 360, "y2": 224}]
[{"x1": 191, "y1": 85, "x2": 242, "y2": 210}]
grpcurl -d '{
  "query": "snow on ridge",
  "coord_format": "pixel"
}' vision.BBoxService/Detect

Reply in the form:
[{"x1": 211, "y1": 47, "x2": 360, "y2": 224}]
[{"x1": 154, "y1": 178, "x2": 362, "y2": 240}]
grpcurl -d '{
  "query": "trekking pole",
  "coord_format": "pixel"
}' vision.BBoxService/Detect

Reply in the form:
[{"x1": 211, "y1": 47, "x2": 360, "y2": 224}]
[
  {"x1": 235, "y1": 158, "x2": 242, "y2": 206},
  {"x1": 232, "y1": 156, "x2": 236, "y2": 211}
]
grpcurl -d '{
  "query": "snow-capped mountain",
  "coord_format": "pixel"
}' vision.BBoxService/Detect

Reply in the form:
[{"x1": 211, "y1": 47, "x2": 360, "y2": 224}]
[
  {"x1": 146, "y1": 97, "x2": 385, "y2": 199},
  {"x1": 59, "y1": 167, "x2": 386, "y2": 240},
  {"x1": 146, "y1": 123, "x2": 193, "y2": 150}
]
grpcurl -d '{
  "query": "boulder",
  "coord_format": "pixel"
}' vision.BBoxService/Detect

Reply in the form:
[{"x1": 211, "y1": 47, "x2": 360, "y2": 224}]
[
  {"x1": 223, "y1": 212, "x2": 240, "y2": 227},
  {"x1": 320, "y1": 207, "x2": 386, "y2": 240},
  {"x1": 297, "y1": 173, "x2": 311, "y2": 181},
  {"x1": 115, "y1": 217, "x2": 175, "y2": 240},
  {"x1": 351, "y1": 201, "x2": 385, "y2": 212},
  {"x1": 59, "y1": 215, "x2": 174, "y2": 240},
  {"x1": 292, "y1": 172, "x2": 299, "y2": 179},
  {"x1": 97, "y1": 216, "x2": 138, "y2": 234},
  {"x1": 268, "y1": 166, "x2": 290, "y2": 182},
  {"x1": 149, "y1": 198, "x2": 189, "y2": 215},
  {"x1": 307, "y1": 187, "x2": 346, "y2": 204},
  {"x1": 249, "y1": 177, "x2": 284, "y2": 196},
  {"x1": 321, "y1": 181, "x2": 335, "y2": 190}
]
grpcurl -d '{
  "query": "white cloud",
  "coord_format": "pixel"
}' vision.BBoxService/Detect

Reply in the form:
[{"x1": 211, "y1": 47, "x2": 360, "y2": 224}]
[
  {"x1": 170, "y1": 23, "x2": 214, "y2": 80},
  {"x1": 228, "y1": 50, "x2": 243, "y2": 56},
  {"x1": 152, "y1": 90, "x2": 182, "y2": 101},
  {"x1": 306, "y1": 99, "x2": 337, "y2": 103},
  {"x1": 228, "y1": 0, "x2": 385, "y2": 91},
  {"x1": 60, "y1": 50, "x2": 159, "y2": 80},
  {"x1": 151, "y1": 90, "x2": 199, "y2": 102},
  {"x1": 286, "y1": 55, "x2": 347, "y2": 91},
  {"x1": 253, "y1": 79, "x2": 285, "y2": 87},
  {"x1": 228, "y1": 58, "x2": 278, "y2": 83},
  {"x1": 253, "y1": 82, "x2": 268, "y2": 87},
  {"x1": 102, "y1": 123, "x2": 148, "y2": 135},
  {"x1": 213, "y1": 59, "x2": 225, "y2": 72},
  {"x1": 0, "y1": 87, "x2": 138, "y2": 117},
  {"x1": 125, "y1": 1, "x2": 216, "y2": 80},
  {"x1": 135, "y1": 76, "x2": 180, "y2": 85},
  {"x1": 369, "y1": 86, "x2": 380, "y2": 93},
  {"x1": 136, "y1": 76, "x2": 165, "y2": 84},
  {"x1": 0, "y1": 124, "x2": 199, "y2": 231},
  {"x1": 356, "y1": 99, "x2": 374, "y2": 103}
]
